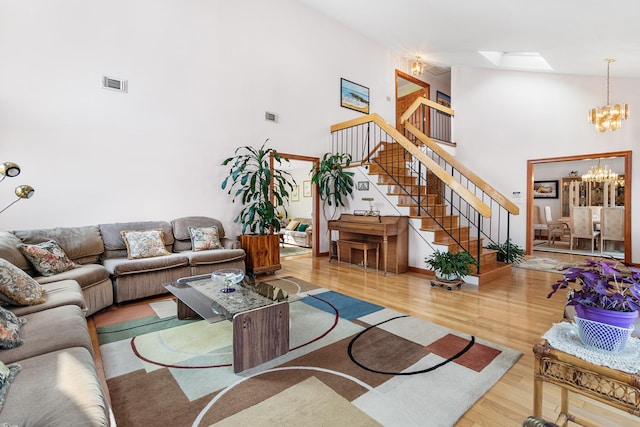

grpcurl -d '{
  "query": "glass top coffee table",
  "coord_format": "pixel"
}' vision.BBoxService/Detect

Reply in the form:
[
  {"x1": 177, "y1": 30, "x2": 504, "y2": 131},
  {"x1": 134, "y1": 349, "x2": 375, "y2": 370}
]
[{"x1": 164, "y1": 271, "x2": 289, "y2": 373}]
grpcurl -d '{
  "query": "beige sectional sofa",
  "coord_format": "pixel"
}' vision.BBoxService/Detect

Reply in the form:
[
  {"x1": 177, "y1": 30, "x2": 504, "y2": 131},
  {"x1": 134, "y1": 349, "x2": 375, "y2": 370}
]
[
  {"x1": 0, "y1": 280, "x2": 111, "y2": 425},
  {"x1": 0, "y1": 216, "x2": 246, "y2": 313},
  {"x1": 0, "y1": 215, "x2": 245, "y2": 425}
]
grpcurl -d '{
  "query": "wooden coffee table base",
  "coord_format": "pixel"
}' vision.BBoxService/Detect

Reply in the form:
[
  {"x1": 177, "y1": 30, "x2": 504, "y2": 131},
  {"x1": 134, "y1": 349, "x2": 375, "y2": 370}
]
[
  {"x1": 233, "y1": 302, "x2": 289, "y2": 373},
  {"x1": 176, "y1": 299, "x2": 290, "y2": 373}
]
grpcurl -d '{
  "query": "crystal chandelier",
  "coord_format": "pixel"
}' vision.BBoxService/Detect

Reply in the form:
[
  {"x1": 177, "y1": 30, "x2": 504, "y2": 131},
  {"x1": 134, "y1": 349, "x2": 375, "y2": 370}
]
[
  {"x1": 581, "y1": 159, "x2": 618, "y2": 183},
  {"x1": 588, "y1": 59, "x2": 629, "y2": 132},
  {"x1": 411, "y1": 56, "x2": 423, "y2": 75}
]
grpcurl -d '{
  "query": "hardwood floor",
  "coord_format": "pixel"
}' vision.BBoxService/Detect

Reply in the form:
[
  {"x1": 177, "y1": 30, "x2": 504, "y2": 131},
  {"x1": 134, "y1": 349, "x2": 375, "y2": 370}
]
[{"x1": 89, "y1": 251, "x2": 638, "y2": 426}]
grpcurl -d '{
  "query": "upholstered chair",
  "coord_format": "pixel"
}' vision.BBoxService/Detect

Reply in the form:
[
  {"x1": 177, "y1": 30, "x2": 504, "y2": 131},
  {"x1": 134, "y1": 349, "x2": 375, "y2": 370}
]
[
  {"x1": 544, "y1": 206, "x2": 567, "y2": 245},
  {"x1": 570, "y1": 206, "x2": 600, "y2": 252},
  {"x1": 599, "y1": 206, "x2": 624, "y2": 253}
]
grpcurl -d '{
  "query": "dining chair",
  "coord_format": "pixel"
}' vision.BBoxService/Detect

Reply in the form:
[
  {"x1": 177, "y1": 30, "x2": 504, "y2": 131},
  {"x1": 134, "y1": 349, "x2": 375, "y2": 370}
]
[
  {"x1": 600, "y1": 207, "x2": 624, "y2": 253},
  {"x1": 533, "y1": 206, "x2": 548, "y2": 240},
  {"x1": 570, "y1": 206, "x2": 600, "y2": 252},
  {"x1": 544, "y1": 206, "x2": 567, "y2": 245}
]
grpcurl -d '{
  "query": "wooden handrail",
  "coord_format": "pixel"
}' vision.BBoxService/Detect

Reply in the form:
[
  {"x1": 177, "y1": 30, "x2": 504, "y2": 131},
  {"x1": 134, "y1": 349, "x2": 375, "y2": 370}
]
[
  {"x1": 400, "y1": 96, "x2": 454, "y2": 124},
  {"x1": 405, "y1": 122, "x2": 520, "y2": 215},
  {"x1": 332, "y1": 113, "x2": 491, "y2": 218},
  {"x1": 398, "y1": 96, "x2": 519, "y2": 216}
]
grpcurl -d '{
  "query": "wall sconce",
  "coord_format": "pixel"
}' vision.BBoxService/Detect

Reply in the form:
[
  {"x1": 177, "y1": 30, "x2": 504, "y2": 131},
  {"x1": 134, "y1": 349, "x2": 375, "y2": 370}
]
[{"x1": 1, "y1": 161, "x2": 35, "y2": 214}]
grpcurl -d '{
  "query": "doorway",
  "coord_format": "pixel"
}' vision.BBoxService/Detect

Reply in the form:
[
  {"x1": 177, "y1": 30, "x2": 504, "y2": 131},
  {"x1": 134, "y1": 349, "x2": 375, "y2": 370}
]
[
  {"x1": 395, "y1": 70, "x2": 430, "y2": 132},
  {"x1": 526, "y1": 151, "x2": 632, "y2": 262},
  {"x1": 274, "y1": 153, "x2": 320, "y2": 257}
]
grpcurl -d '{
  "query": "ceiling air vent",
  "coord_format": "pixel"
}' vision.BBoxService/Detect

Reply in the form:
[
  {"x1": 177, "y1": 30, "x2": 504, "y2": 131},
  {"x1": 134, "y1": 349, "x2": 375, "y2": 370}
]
[{"x1": 101, "y1": 75, "x2": 128, "y2": 93}]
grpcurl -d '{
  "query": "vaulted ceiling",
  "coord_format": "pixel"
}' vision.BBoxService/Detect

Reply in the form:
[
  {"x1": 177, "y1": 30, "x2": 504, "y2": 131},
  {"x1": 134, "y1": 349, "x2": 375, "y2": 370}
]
[{"x1": 298, "y1": 0, "x2": 640, "y2": 78}]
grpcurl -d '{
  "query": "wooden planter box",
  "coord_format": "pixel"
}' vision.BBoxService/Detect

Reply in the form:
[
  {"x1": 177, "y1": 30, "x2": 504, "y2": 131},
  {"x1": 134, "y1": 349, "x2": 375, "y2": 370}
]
[{"x1": 240, "y1": 234, "x2": 281, "y2": 275}]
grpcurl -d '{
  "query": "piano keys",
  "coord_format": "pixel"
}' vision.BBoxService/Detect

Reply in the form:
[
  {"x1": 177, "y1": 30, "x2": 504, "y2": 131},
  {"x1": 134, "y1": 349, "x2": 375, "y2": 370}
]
[{"x1": 328, "y1": 214, "x2": 409, "y2": 274}]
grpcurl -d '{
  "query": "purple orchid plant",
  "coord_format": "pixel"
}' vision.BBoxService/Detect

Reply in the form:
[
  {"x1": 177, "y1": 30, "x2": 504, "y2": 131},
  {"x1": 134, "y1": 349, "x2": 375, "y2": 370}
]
[{"x1": 547, "y1": 258, "x2": 640, "y2": 312}]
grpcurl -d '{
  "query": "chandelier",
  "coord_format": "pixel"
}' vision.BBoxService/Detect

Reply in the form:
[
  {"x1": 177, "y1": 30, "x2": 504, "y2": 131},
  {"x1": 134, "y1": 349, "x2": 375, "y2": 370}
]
[
  {"x1": 588, "y1": 59, "x2": 630, "y2": 132},
  {"x1": 581, "y1": 159, "x2": 618, "y2": 183},
  {"x1": 411, "y1": 56, "x2": 423, "y2": 75}
]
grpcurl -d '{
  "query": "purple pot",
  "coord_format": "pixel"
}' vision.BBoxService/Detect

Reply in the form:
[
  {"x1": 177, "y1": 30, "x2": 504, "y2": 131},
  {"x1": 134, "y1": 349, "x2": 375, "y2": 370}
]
[{"x1": 575, "y1": 304, "x2": 638, "y2": 328}]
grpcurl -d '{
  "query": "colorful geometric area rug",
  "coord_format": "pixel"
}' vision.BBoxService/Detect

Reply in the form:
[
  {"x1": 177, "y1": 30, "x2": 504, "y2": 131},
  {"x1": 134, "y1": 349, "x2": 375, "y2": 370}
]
[{"x1": 95, "y1": 276, "x2": 521, "y2": 427}]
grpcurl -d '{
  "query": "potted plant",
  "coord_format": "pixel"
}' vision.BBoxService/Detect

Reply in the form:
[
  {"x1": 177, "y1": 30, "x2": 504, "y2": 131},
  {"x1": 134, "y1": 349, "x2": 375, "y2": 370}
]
[
  {"x1": 310, "y1": 152, "x2": 355, "y2": 219},
  {"x1": 221, "y1": 140, "x2": 295, "y2": 274},
  {"x1": 425, "y1": 250, "x2": 478, "y2": 282},
  {"x1": 485, "y1": 239, "x2": 525, "y2": 264},
  {"x1": 547, "y1": 258, "x2": 640, "y2": 329}
]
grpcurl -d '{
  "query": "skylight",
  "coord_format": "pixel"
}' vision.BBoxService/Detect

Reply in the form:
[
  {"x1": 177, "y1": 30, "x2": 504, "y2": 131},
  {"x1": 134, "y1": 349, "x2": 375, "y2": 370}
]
[{"x1": 478, "y1": 51, "x2": 552, "y2": 71}]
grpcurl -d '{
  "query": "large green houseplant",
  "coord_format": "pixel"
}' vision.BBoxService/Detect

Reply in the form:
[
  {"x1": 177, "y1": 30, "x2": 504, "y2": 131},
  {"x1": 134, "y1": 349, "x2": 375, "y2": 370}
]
[
  {"x1": 425, "y1": 250, "x2": 478, "y2": 282},
  {"x1": 310, "y1": 152, "x2": 355, "y2": 219},
  {"x1": 221, "y1": 140, "x2": 295, "y2": 274},
  {"x1": 221, "y1": 140, "x2": 295, "y2": 235}
]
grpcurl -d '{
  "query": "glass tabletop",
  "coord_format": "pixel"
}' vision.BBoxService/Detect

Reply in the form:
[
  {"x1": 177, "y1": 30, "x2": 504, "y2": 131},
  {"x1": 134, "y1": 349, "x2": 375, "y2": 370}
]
[{"x1": 164, "y1": 274, "x2": 288, "y2": 323}]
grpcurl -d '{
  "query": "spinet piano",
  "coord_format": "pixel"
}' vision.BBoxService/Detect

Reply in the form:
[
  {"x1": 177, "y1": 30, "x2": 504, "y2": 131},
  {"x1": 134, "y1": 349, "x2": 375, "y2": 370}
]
[{"x1": 328, "y1": 214, "x2": 408, "y2": 274}]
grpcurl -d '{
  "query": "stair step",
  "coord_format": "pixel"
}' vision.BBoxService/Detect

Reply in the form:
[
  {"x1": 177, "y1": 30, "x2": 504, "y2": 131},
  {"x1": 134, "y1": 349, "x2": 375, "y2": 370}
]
[
  {"x1": 376, "y1": 175, "x2": 417, "y2": 186},
  {"x1": 433, "y1": 226, "x2": 470, "y2": 241},
  {"x1": 368, "y1": 163, "x2": 409, "y2": 176},
  {"x1": 396, "y1": 194, "x2": 435, "y2": 207},
  {"x1": 410, "y1": 204, "x2": 446, "y2": 216},
  {"x1": 421, "y1": 215, "x2": 459, "y2": 230},
  {"x1": 433, "y1": 238, "x2": 483, "y2": 254},
  {"x1": 388, "y1": 185, "x2": 427, "y2": 196}
]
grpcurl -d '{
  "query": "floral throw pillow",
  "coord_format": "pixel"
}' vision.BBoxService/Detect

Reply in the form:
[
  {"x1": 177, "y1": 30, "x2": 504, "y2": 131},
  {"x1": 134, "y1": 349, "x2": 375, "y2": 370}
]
[
  {"x1": 0, "y1": 306, "x2": 26, "y2": 349},
  {"x1": 121, "y1": 229, "x2": 171, "y2": 260},
  {"x1": 17, "y1": 240, "x2": 80, "y2": 277},
  {"x1": 0, "y1": 258, "x2": 46, "y2": 306},
  {"x1": 188, "y1": 226, "x2": 223, "y2": 251},
  {"x1": 0, "y1": 360, "x2": 21, "y2": 411}
]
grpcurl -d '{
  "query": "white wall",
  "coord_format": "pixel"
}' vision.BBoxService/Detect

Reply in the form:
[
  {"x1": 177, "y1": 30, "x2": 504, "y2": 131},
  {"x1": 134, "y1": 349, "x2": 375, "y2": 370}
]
[
  {"x1": 0, "y1": 0, "x2": 395, "y2": 239},
  {"x1": 452, "y1": 66, "x2": 638, "y2": 261}
]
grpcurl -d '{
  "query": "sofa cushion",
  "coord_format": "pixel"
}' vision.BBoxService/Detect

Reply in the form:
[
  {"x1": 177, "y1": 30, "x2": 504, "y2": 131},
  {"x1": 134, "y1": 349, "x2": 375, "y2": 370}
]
[
  {"x1": 189, "y1": 226, "x2": 223, "y2": 251},
  {"x1": 285, "y1": 220, "x2": 300, "y2": 231},
  {"x1": 34, "y1": 263, "x2": 110, "y2": 290},
  {"x1": 17, "y1": 240, "x2": 80, "y2": 276},
  {"x1": 172, "y1": 216, "x2": 228, "y2": 251},
  {"x1": 121, "y1": 229, "x2": 171, "y2": 259},
  {"x1": 0, "y1": 231, "x2": 30, "y2": 271},
  {"x1": 0, "y1": 347, "x2": 109, "y2": 426},
  {"x1": 102, "y1": 253, "x2": 190, "y2": 276},
  {"x1": 0, "y1": 258, "x2": 45, "y2": 306},
  {"x1": 0, "y1": 306, "x2": 25, "y2": 349},
  {"x1": 184, "y1": 248, "x2": 246, "y2": 266},
  {"x1": 297, "y1": 223, "x2": 309, "y2": 232},
  {"x1": 12, "y1": 225, "x2": 104, "y2": 265},
  {"x1": 0, "y1": 304, "x2": 91, "y2": 364},
  {"x1": 0, "y1": 360, "x2": 21, "y2": 412},
  {"x1": 9, "y1": 280, "x2": 86, "y2": 316},
  {"x1": 100, "y1": 221, "x2": 174, "y2": 259}
]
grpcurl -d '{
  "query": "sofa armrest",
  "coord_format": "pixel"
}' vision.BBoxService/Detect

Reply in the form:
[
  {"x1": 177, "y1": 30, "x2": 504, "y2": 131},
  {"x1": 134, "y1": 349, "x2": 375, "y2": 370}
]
[{"x1": 221, "y1": 237, "x2": 241, "y2": 250}]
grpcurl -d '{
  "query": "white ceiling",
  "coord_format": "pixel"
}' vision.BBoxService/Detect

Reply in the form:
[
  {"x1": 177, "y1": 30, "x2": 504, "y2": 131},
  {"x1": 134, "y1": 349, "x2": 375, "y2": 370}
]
[{"x1": 297, "y1": 0, "x2": 640, "y2": 78}]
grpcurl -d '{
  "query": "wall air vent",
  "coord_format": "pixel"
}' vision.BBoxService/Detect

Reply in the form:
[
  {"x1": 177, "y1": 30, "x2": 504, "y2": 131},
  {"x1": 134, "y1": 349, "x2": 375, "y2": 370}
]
[
  {"x1": 101, "y1": 75, "x2": 128, "y2": 93},
  {"x1": 265, "y1": 111, "x2": 278, "y2": 122}
]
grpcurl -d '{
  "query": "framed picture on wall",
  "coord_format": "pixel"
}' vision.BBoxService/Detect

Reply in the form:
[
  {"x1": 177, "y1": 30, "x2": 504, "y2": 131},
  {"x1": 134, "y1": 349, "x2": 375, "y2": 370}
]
[
  {"x1": 533, "y1": 180, "x2": 559, "y2": 199},
  {"x1": 291, "y1": 185, "x2": 299, "y2": 202},
  {"x1": 340, "y1": 78, "x2": 369, "y2": 114},
  {"x1": 357, "y1": 181, "x2": 369, "y2": 191},
  {"x1": 436, "y1": 91, "x2": 451, "y2": 108},
  {"x1": 303, "y1": 180, "x2": 311, "y2": 197}
]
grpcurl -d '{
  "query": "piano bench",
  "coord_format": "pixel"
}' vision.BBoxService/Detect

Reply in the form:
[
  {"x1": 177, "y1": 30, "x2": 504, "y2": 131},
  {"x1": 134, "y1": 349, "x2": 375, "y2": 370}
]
[{"x1": 337, "y1": 240, "x2": 379, "y2": 271}]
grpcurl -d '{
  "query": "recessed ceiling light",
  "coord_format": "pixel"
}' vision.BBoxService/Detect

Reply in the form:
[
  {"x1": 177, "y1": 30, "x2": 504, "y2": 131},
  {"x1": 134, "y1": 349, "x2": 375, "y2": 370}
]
[{"x1": 478, "y1": 51, "x2": 552, "y2": 71}]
